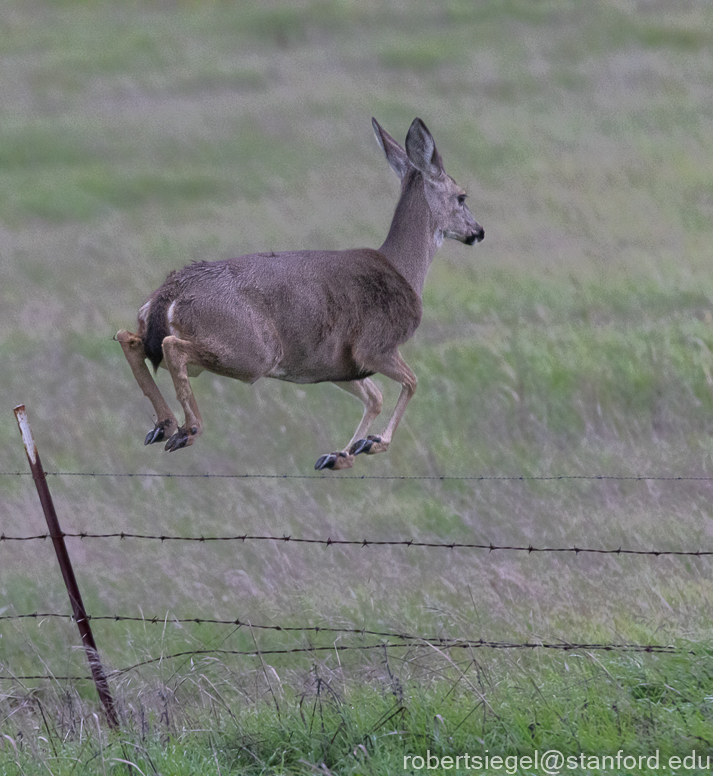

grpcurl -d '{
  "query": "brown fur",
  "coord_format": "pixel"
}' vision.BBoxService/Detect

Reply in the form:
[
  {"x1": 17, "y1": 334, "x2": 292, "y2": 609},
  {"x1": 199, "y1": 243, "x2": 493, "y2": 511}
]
[{"x1": 117, "y1": 118, "x2": 484, "y2": 469}]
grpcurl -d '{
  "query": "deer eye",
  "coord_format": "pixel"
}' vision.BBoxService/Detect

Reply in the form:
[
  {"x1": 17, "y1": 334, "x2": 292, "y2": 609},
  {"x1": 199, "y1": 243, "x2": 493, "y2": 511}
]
[{"x1": 457, "y1": 194, "x2": 467, "y2": 206}]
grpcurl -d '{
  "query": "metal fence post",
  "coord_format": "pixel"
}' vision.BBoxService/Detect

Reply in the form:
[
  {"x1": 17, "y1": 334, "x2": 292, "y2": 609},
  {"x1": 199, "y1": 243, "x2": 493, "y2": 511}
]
[{"x1": 13, "y1": 405, "x2": 119, "y2": 729}]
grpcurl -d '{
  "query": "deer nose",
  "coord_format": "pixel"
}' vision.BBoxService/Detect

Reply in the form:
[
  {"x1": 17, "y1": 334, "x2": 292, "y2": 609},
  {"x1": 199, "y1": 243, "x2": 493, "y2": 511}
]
[{"x1": 465, "y1": 226, "x2": 484, "y2": 245}]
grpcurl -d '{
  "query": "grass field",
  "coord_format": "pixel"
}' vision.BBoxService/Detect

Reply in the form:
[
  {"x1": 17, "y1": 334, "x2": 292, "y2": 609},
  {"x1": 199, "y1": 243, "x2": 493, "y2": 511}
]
[{"x1": 2, "y1": 0, "x2": 713, "y2": 773}]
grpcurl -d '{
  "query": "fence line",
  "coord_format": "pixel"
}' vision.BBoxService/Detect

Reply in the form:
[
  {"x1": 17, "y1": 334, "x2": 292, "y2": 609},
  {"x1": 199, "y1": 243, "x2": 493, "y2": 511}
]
[
  {"x1": 4, "y1": 409, "x2": 707, "y2": 717},
  {"x1": 1, "y1": 612, "x2": 434, "y2": 641},
  {"x1": 2, "y1": 530, "x2": 711, "y2": 557},
  {"x1": 0, "y1": 638, "x2": 690, "y2": 683},
  {"x1": 2, "y1": 470, "x2": 713, "y2": 482},
  {"x1": 1, "y1": 612, "x2": 693, "y2": 655}
]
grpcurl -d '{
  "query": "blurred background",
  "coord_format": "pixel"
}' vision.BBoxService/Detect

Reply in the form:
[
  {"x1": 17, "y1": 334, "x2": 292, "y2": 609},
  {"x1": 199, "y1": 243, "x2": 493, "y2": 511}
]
[{"x1": 2, "y1": 0, "x2": 713, "y2": 696}]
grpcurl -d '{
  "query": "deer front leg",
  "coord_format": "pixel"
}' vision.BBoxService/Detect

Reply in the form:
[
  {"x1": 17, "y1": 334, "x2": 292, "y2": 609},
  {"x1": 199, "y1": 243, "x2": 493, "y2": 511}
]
[
  {"x1": 349, "y1": 353, "x2": 416, "y2": 459},
  {"x1": 116, "y1": 330, "x2": 179, "y2": 445},
  {"x1": 161, "y1": 335, "x2": 205, "y2": 452},
  {"x1": 314, "y1": 378, "x2": 383, "y2": 471}
]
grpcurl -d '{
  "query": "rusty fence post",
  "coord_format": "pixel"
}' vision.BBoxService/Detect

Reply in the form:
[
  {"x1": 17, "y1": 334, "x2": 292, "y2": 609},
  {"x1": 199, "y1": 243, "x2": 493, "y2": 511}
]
[{"x1": 14, "y1": 404, "x2": 119, "y2": 729}]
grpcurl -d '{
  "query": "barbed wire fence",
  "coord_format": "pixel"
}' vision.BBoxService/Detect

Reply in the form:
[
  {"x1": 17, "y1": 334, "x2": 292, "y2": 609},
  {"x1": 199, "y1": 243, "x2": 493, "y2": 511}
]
[
  {"x1": 2, "y1": 619, "x2": 690, "y2": 683},
  {"x1": 3, "y1": 530, "x2": 713, "y2": 557},
  {"x1": 4, "y1": 470, "x2": 713, "y2": 481},
  {"x1": 3, "y1": 405, "x2": 711, "y2": 728}
]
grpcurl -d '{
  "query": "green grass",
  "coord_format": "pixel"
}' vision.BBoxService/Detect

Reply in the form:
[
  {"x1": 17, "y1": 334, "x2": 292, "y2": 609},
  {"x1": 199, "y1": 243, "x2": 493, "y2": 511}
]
[
  {"x1": 4, "y1": 648, "x2": 713, "y2": 774},
  {"x1": 3, "y1": 0, "x2": 713, "y2": 772}
]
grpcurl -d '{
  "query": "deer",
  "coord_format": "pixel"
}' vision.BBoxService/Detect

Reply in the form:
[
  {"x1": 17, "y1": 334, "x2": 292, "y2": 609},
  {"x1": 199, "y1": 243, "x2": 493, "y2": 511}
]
[{"x1": 116, "y1": 117, "x2": 484, "y2": 471}]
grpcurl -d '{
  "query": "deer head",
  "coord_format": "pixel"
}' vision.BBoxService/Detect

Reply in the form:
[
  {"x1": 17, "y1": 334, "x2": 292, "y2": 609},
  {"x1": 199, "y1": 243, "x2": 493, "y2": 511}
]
[{"x1": 373, "y1": 117, "x2": 484, "y2": 248}]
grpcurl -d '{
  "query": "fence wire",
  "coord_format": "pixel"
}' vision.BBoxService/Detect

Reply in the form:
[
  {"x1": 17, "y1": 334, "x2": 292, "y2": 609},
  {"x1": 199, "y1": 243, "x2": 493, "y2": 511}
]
[
  {"x1": 0, "y1": 612, "x2": 695, "y2": 653},
  {"x1": 3, "y1": 470, "x2": 713, "y2": 481},
  {"x1": 1, "y1": 530, "x2": 711, "y2": 557},
  {"x1": 0, "y1": 638, "x2": 689, "y2": 683},
  {"x1": 1, "y1": 612, "x2": 434, "y2": 641}
]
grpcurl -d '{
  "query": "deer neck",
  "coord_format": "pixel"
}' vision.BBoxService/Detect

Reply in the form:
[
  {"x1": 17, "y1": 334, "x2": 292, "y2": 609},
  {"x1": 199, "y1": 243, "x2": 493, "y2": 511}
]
[{"x1": 378, "y1": 172, "x2": 439, "y2": 298}]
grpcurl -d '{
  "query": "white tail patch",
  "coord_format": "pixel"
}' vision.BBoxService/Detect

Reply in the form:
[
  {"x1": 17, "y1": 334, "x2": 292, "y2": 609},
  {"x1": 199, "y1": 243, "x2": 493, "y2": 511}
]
[
  {"x1": 138, "y1": 300, "x2": 151, "y2": 327},
  {"x1": 167, "y1": 300, "x2": 178, "y2": 336}
]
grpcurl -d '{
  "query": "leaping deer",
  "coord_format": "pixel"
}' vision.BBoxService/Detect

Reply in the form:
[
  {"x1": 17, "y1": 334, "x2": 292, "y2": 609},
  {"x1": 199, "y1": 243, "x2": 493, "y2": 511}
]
[{"x1": 117, "y1": 118, "x2": 484, "y2": 470}]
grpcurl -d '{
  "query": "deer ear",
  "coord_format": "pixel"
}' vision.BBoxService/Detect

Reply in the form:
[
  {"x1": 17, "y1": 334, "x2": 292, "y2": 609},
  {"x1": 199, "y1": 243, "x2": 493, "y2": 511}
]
[
  {"x1": 372, "y1": 118, "x2": 410, "y2": 180},
  {"x1": 405, "y1": 118, "x2": 444, "y2": 179}
]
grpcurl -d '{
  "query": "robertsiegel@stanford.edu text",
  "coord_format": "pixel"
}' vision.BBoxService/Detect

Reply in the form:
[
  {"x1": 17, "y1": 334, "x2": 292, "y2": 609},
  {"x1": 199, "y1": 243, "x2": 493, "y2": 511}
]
[{"x1": 403, "y1": 749, "x2": 711, "y2": 774}]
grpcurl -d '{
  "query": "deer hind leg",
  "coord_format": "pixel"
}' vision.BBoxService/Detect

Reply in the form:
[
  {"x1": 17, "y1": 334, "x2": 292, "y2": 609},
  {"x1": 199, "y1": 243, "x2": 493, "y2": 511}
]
[
  {"x1": 161, "y1": 335, "x2": 205, "y2": 452},
  {"x1": 315, "y1": 378, "x2": 383, "y2": 471},
  {"x1": 349, "y1": 352, "x2": 416, "y2": 459},
  {"x1": 116, "y1": 330, "x2": 178, "y2": 445}
]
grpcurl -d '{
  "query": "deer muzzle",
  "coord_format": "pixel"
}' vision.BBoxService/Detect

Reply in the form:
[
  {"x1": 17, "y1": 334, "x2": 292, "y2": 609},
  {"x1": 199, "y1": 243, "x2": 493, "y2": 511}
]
[{"x1": 464, "y1": 226, "x2": 485, "y2": 245}]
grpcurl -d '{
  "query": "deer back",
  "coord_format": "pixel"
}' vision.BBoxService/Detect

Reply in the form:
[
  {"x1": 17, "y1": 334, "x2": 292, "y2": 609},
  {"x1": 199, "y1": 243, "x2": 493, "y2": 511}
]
[{"x1": 140, "y1": 249, "x2": 422, "y2": 384}]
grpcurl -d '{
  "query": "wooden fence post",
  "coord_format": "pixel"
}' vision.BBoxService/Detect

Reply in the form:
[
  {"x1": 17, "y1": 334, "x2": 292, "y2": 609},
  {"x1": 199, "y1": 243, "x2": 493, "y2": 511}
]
[{"x1": 14, "y1": 405, "x2": 119, "y2": 729}]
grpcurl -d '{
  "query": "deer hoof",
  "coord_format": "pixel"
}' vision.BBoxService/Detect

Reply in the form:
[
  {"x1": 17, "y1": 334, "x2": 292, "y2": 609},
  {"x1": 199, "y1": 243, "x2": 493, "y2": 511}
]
[
  {"x1": 164, "y1": 427, "x2": 196, "y2": 452},
  {"x1": 350, "y1": 435, "x2": 382, "y2": 456},
  {"x1": 145, "y1": 420, "x2": 173, "y2": 446},
  {"x1": 314, "y1": 451, "x2": 353, "y2": 471},
  {"x1": 315, "y1": 453, "x2": 338, "y2": 470}
]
